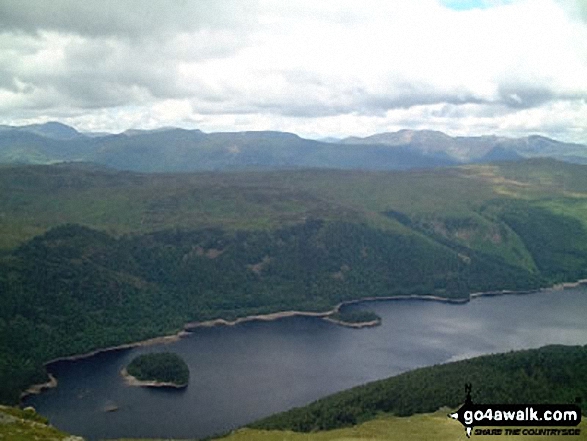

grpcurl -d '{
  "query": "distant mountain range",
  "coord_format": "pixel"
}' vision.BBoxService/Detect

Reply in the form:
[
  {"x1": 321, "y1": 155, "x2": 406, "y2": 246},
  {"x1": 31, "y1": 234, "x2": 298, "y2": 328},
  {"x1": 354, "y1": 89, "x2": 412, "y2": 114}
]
[
  {"x1": 342, "y1": 129, "x2": 587, "y2": 163},
  {"x1": 0, "y1": 122, "x2": 585, "y2": 172}
]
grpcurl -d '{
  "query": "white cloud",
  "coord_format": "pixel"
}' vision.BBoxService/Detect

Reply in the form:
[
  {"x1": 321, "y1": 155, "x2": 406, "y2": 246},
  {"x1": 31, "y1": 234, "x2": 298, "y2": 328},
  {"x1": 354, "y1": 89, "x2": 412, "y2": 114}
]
[{"x1": 0, "y1": 0, "x2": 586, "y2": 142}]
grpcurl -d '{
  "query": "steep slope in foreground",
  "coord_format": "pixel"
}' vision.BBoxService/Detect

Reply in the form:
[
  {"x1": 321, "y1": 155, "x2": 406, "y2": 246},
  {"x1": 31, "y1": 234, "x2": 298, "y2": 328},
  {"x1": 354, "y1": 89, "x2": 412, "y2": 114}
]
[
  {"x1": 223, "y1": 410, "x2": 587, "y2": 441},
  {"x1": 0, "y1": 405, "x2": 81, "y2": 441}
]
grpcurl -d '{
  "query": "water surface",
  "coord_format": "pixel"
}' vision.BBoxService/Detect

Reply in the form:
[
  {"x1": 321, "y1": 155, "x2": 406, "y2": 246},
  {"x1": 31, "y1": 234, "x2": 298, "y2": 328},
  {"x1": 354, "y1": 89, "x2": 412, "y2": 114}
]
[{"x1": 25, "y1": 288, "x2": 587, "y2": 440}]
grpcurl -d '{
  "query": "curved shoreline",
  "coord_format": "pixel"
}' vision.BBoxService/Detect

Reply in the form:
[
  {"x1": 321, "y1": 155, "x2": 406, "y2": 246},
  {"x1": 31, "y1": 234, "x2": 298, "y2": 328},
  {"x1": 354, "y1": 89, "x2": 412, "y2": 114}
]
[
  {"x1": 120, "y1": 368, "x2": 187, "y2": 389},
  {"x1": 21, "y1": 278, "x2": 587, "y2": 401},
  {"x1": 322, "y1": 317, "x2": 381, "y2": 328},
  {"x1": 20, "y1": 374, "x2": 58, "y2": 398}
]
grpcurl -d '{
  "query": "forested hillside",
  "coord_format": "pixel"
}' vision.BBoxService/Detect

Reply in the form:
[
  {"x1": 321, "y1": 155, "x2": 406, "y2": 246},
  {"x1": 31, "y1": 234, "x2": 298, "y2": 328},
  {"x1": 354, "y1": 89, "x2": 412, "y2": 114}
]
[
  {"x1": 2, "y1": 159, "x2": 587, "y2": 403},
  {"x1": 3, "y1": 343, "x2": 586, "y2": 441},
  {"x1": 250, "y1": 344, "x2": 587, "y2": 432}
]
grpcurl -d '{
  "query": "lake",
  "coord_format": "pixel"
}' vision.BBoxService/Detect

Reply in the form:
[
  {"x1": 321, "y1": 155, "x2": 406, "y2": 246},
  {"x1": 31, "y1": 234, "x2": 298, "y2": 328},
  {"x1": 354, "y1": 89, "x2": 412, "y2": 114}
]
[{"x1": 24, "y1": 287, "x2": 587, "y2": 440}]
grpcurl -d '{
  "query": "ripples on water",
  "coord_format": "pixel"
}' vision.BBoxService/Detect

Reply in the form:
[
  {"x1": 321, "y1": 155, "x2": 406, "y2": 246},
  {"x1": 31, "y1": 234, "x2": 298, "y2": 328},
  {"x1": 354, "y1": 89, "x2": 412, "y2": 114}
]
[{"x1": 25, "y1": 288, "x2": 587, "y2": 440}]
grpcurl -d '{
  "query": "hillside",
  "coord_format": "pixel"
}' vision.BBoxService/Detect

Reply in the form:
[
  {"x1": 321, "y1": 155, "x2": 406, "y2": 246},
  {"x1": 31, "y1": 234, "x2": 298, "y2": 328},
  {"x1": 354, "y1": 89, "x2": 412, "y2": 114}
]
[
  {"x1": 0, "y1": 405, "x2": 80, "y2": 441},
  {"x1": 3, "y1": 346, "x2": 587, "y2": 441},
  {"x1": 342, "y1": 129, "x2": 587, "y2": 163},
  {"x1": 222, "y1": 410, "x2": 587, "y2": 441},
  {"x1": 250, "y1": 344, "x2": 587, "y2": 432},
  {"x1": 1, "y1": 122, "x2": 586, "y2": 171},
  {"x1": 2, "y1": 159, "x2": 587, "y2": 403},
  {"x1": 116, "y1": 345, "x2": 587, "y2": 440},
  {"x1": 0, "y1": 125, "x2": 456, "y2": 171}
]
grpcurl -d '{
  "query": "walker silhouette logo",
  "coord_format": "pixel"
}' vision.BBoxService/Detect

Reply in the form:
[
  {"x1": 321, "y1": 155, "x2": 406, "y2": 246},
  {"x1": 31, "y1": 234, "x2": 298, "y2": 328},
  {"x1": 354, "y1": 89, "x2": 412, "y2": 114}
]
[{"x1": 448, "y1": 384, "x2": 582, "y2": 437}]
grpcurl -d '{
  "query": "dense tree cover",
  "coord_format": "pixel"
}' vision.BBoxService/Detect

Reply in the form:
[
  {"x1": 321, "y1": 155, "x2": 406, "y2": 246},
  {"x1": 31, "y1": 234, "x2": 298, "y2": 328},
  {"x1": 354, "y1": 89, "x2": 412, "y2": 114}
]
[
  {"x1": 2, "y1": 161, "x2": 587, "y2": 404},
  {"x1": 498, "y1": 203, "x2": 587, "y2": 283},
  {"x1": 250, "y1": 344, "x2": 587, "y2": 432},
  {"x1": 0, "y1": 216, "x2": 548, "y2": 403},
  {"x1": 126, "y1": 352, "x2": 189, "y2": 386},
  {"x1": 328, "y1": 309, "x2": 381, "y2": 325}
]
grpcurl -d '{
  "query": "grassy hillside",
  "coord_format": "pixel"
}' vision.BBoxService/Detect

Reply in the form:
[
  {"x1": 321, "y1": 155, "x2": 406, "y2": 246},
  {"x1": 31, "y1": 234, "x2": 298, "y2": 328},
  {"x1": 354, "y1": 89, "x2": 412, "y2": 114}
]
[
  {"x1": 4, "y1": 406, "x2": 585, "y2": 441},
  {"x1": 0, "y1": 405, "x2": 79, "y2": 441},
  {"x1": 2, "y1": 159, "x2": 587, "y2": 403},
  {"x1": 221, "y1": 410, "x2": 587, "y2": 441}
]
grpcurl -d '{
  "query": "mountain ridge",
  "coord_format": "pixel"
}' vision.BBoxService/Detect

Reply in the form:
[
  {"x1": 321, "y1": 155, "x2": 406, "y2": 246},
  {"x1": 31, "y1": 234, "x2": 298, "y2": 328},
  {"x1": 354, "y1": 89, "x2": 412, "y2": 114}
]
[
  {"x1": 341, "y1": 129, "x2": 587, "y2": 162},
  {"x1": 0, "y1": 122, "x2": 585, "y2": 171}
]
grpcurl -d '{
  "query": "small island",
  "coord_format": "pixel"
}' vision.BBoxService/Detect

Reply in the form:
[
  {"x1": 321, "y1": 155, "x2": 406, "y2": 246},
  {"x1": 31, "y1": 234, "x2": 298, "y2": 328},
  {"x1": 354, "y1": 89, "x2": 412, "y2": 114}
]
[
  {"x1": 121, "y1": 352, "x2": 189, "y2": 388},
  {"x1": 325, "y1": 309, "x2": 382, "y2": 328}
]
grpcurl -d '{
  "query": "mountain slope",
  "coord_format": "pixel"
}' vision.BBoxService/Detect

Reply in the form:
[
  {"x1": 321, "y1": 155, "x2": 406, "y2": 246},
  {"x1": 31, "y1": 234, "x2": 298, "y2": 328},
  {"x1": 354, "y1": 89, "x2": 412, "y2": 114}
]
[
  {"x1": 1, "y1": 122, "x2": 585, "y2": 171},
  {"x1": 2, "y1": 159, "x2": 587, "y2": 403},
  {"x1": 0, "y1": 405, "x2": 80, "y2": 441},
  {"x1": 342, "y1": 130, "x2": 587, "y2": 163},
  {"x1": 0, "y1": 125, "x2": 456, "y2": 172},
  {"x1": 223, "y1": 409, "x2": 587, "y2": 441},
  {"x1": 250, "y1": 344, "x2": 587, "y2": 432},
  {"x1": 0, "y1": 122, "x2": 83, "y2": 140}
]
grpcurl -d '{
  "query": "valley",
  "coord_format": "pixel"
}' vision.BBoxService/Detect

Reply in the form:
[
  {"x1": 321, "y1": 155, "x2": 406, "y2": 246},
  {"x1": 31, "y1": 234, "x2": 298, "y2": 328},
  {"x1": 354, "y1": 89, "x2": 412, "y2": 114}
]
[
  {"x1": 1, "y1": 157, "x2": 587, "y2": 439},
  {"x1": 3, "y1": 1, "x2": 587, "y2": 438}
]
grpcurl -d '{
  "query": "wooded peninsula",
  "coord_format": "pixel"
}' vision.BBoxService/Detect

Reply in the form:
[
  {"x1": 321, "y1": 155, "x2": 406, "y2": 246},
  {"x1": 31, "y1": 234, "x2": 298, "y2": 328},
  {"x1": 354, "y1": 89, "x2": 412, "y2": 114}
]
[{"x1": 2, "y1": 159, "x2": 587, "y2": 403}]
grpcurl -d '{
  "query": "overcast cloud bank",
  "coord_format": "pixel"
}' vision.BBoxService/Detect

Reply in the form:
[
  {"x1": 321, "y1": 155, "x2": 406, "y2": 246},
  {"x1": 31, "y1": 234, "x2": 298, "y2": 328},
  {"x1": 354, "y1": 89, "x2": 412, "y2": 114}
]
[{"x1": 0, "y1": 0, "x2": 586, "y2": 143}]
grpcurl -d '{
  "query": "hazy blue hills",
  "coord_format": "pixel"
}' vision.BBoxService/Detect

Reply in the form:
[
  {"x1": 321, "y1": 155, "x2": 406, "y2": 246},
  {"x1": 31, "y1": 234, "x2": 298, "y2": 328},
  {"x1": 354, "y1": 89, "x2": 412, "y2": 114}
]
[
  {"x1": 0, "y1": 122, "x2": 585, "y2": 172},
  {"x1": 0, "y1": 124, "x2": 457, "y2": 171},
  {"x1": 0, "y1": 121, "x2": 83, "y2": 140},
  {"x1": 342, "y1": 129, "x2": 587, "y2": 163}
]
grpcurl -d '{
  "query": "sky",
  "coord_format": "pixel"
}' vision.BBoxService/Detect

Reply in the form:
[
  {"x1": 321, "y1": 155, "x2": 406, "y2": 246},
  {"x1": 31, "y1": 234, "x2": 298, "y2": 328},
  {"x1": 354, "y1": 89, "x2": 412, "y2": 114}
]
[{"x1": 0, "y1": 0, "x2": 586, "y2": 142}]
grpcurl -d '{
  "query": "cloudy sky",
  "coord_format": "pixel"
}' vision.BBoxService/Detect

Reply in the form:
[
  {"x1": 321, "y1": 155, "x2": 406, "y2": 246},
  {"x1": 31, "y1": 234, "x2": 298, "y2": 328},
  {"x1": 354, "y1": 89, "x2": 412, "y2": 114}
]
[{"x1": 1, "y1": 0, "x2": 586, "y2": 142}]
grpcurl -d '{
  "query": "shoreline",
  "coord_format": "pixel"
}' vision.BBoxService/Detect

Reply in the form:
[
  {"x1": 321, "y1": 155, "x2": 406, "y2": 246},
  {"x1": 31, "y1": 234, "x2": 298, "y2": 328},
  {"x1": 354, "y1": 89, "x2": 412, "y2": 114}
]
[
  {"x1": 20, "y1": 374, "x2": 58, "y2": 399},
  {"x1": 42, "y1": 330, "x2": 193, "y2": 365},
  {"x1": 184, "y1": 310, "x2": 331, "y2": 330},
  {"x1": 120, "y1": 368, "x2": 187, "y2": 389},
  {"x1": 322, "y1": 317, "x2": 381, "y2": 328},
  {"x1": 21, "y1": 277, "x2": 587, "y2": 401}
]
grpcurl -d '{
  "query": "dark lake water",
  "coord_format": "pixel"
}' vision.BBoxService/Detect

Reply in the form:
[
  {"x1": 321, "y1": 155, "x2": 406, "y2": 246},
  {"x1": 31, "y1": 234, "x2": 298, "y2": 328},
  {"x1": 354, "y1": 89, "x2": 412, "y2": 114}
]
[{"x1": 24, "y1": 287, "x2": 587, "y2": 440}]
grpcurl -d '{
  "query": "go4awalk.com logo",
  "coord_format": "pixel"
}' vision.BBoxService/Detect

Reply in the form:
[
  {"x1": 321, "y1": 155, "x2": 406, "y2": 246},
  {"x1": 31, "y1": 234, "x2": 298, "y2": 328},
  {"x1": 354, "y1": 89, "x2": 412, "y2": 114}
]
[{"x1": 448, "y1": 384, "x2": 582, "y2": 437}]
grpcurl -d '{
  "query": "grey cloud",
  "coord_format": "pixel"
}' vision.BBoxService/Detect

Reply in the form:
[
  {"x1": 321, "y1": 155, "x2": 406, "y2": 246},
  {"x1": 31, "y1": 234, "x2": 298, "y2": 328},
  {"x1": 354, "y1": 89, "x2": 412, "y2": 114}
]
[
  {"x1": 0, "y1": 69, "x2": 19, "y2": 92},
  {"x1": 191, "y1": 81, "x2": 582, "y2": 120},
  {"x1": 497, "y1": 85, "x2": 556, "y2": 108},
  {"x1": 497, "y1": 84, "x2": 587, "y2": 109},
  {"x1": 0, "y1": 0, "x2": 259, "y2": 38},
  {"x1": 0, "y1": 0, "x2": 584, "y2": 146},
  {"x1": 1, "y1": 32, "x2": 201, "y2": 112},
  {"x1": 0, "y1": 1, "x2": 256, "y2": 112},
  {"x1": 361, "y1": 91, "x2": 487, "y2": 113}
]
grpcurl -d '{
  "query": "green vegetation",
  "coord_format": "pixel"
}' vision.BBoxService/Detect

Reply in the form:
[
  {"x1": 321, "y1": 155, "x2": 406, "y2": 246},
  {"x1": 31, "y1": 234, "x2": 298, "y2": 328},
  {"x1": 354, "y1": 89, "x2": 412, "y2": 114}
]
[
  {"x1": 0, "y1": 405, "x2": 74, "y2": 441},
  {"x1": 0, "y1": 220, "x2": 543, "y2": 402},
  {"x1": 328, "y1": 309, "x2": 381, "y2": 325},
  {"x1": 220, "y1": 410, "x2": 587, "y2": 441},
  {"x1": 126, "y1": 352, "x2": 189, "y2": 387},
  {"x1": 250, "y1": 344, "x2": 587, "y2": 432},
  {"x1": 3, "y1": 124, "x2": 587, "y2": 172},
  {"x1": 2, "y1": 159, "x2": 587, "y2": 403},
  {"x1": 3, "y1": 405, "x2": 586, "y2": 441}
]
